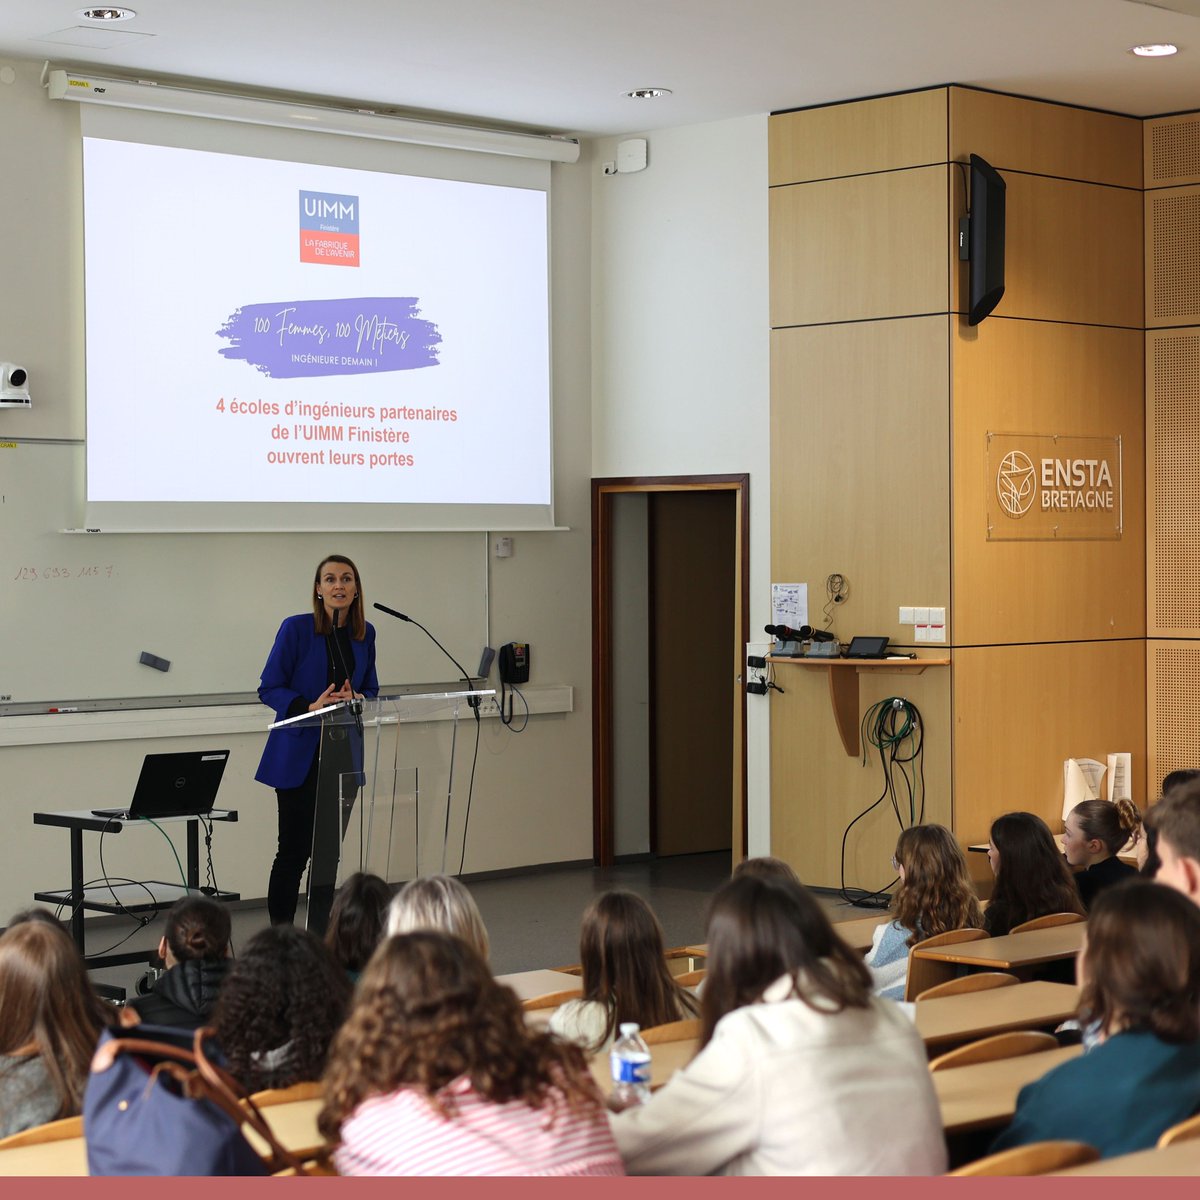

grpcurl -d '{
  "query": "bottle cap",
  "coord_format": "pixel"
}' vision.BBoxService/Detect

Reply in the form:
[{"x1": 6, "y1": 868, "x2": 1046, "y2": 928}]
[{"x1": 619, "y1": 1022, "x2": 639, "y2": 1035}]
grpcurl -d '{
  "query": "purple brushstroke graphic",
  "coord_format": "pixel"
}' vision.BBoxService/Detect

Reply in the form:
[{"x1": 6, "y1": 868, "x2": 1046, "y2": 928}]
[{"x1": 216, "y1": 297, "x2": 441, "y2": 379}]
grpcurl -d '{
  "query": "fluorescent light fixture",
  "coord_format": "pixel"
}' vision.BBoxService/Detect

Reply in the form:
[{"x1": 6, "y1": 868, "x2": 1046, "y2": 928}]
[
  {"x1": 46, "y1": 69, "x2": 580, "y2": 163},
  {"x1": 1129, "y1": 43, "x2": 1178, "y2": 56}
]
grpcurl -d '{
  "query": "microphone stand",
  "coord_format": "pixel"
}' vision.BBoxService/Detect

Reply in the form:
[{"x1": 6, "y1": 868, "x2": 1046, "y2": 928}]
[{"x1": 372, "y1": 603, "x2": 481, "y2": 720}]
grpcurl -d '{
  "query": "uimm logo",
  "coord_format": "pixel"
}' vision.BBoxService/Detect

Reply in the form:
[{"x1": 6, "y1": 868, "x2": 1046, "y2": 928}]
[{"x1": 299, "y1": 191, "x2": 360, "y2": 267}]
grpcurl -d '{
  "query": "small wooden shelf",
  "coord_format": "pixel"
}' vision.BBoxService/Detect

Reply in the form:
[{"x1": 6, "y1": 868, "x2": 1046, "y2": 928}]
[{"x1": 767, "y1": 656, "x2": 950, "y2": 756}]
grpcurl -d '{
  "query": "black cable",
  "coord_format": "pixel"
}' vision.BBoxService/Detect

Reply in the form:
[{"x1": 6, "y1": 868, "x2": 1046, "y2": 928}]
[
  {"x1": 457, "y1": 715, "x2": 483, "y2": 876},
  {"x1": 500, "y1": 683, "x2": 530, "y2": 732}
]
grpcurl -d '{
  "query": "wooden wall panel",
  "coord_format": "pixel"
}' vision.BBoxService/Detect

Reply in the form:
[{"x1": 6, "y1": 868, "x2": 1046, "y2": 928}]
[
  {"x1": 770, "y1": 166, "x2": 950, "y2": 327},
  {"x1": 1146, "y1": 185, "x2": 1200, "y2": 328},
  {"x1": 770, "y1": 88, "x2": 947, "y2": 186},
  {"x1": 770, "y1": 659, "x2": 952, "y2": 890},
  {"x1": 950, "y1": 87, "x2": 1142, "y2": 188},
  {"x1": 772, "y1": 317, "x2": 950, "y2": 646},
  {"x1": 954, "y1": 641, "x2": 1146, "y2": 886},
  {"x1": 1147, "y1": 329, "x2": 1200, "y2": 637},
  {"x1": 994, "y1": 173, "x2": 1142, "y2": 328},
  {"x1": 952, "y1": 320, "x2": 1145, "y2": 645},
  {"x1": 1148, "y1": 641, "x2": 1200, "y2": 793},
  {"x1": 1145, "y1": 114, "x2": 1200, "y2": 190}
]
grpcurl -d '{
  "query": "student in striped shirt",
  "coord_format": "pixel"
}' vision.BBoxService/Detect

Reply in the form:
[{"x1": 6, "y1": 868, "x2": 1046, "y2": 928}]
[{"x1": 319, "y1": 931, "x2": 624, "y2": 1176}]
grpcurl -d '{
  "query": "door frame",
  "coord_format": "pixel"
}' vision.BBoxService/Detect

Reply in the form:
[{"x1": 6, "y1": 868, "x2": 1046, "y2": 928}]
[{"x1": 591, "y1": 474, "x2": 750, "y2": 866}]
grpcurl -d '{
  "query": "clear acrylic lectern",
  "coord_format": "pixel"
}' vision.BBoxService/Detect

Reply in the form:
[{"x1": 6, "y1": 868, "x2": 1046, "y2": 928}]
[{"x1": 267, "y1": 689, "x2": 494, "y2": 935}]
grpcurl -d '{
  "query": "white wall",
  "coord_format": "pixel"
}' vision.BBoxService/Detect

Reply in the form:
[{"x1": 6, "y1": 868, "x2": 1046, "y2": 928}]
[
  {"x1": 590, "y1": 115, "x2": 772, "y2": 853},
  {"x1": 0, "y1": 58, "x2": 596, "y2": 920}
]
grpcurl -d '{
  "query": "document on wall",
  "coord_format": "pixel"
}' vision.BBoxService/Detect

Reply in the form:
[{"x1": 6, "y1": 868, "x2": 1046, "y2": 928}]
[
  {"x1": 1062, "y1": 757, "x2": 1106, "y2": 821},
  {"x1": 1107, "y1": 753, "x2": 1132, "y2": 802},
  {"x1": 771, "y1": 583, "x2": 808, "y2": 631}
]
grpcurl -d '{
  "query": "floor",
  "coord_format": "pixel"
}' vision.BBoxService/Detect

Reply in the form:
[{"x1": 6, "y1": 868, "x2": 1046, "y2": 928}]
[{"x1": 73, "y1": 851, "x2": 866, "y2": 996}]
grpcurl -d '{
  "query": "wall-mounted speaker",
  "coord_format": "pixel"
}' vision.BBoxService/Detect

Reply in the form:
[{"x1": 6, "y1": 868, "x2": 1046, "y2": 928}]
[{"x1": 964, "y1": 154, "x2": 1006, "y2": 326}]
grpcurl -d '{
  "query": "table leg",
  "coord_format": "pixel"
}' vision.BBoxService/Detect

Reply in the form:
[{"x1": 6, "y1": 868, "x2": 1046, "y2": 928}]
[
  {"x1": 70, "y1": 826, "x2": 85, "y2": 954},
  {"x1": 186, "y1": 820, "x2": 199, "y2": 890}
]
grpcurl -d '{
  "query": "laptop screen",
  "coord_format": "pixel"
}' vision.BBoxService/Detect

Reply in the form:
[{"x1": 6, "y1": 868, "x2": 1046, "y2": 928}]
[{"x1": 128, "y1": 750, "x2": 229, "y2": 818}]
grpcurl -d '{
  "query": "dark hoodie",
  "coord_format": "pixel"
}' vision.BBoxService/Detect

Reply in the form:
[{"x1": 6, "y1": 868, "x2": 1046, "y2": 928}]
[{"x1": 127, "y1": 958, "x2": 231, "y2": 1031}]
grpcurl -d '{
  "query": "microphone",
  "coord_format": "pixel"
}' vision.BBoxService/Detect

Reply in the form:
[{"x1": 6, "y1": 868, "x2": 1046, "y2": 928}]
[
  {"x1": 373, "y1": 603, "x2": 481, "y2": 716},
  {"x1": 764, "y1": 623, "x2": 837, "y2": 644}
]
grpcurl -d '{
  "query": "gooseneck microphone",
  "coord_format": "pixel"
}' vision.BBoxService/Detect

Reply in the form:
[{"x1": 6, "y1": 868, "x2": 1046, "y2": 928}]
[
  {"x1": 764, "y1": 623, "x2": 837, "y2": 644},
  {"x1": 373, "y1": 603, "x2": 481, "y2": 716}
]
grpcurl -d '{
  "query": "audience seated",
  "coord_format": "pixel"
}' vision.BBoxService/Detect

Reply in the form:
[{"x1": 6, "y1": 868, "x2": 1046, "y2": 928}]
[
  {"x1": 864, "y1": 824, "x2": 984, "y2": 1000},
  {"x1": 1139, "y1": 769, "x2": 1200, "y2": 877},
  {"x1": 991, "y1": 880, "x2": 1200, "y2": 1158},
  {"x1": 730, "y1": 856, "x2": 800, "y2": 884},
  {"x1": 984, "y1": 812, "x2": 1085, "y2": 936},
  {"x1": 213, "y1": 925, "x2": 351, "y2": 1092},
  {"x1": 609, "y1": 875, "x2": 947, "y2": 1175},
  {"x1": 124, "y1": 896, "x2": 231, "y2": 1032},
  {"x1": 1062, "y1": 799, "x2": 1140, "y2": 909},
  {"x1": 0, "y1": 918, "x2": 111, "y2": 1138},
  {"x1": 325, "y1": 872, "x2": 391, "y2": 981},
  {"x1": 319, "y1": 931, "x2": 623, "y2": 1176},
  {"x1": 1146, "y1": 778, "x2": 1200, "y2": 905},
  {"x1": 549, "y1": 891, "x2": 699, "y2": 1053},
  {"x1": 385, "y1": 874, "x2": 489, "y2": 961}
]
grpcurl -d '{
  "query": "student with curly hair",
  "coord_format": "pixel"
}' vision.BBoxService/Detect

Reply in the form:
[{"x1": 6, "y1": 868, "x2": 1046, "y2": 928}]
[
  {"x1": 609, "y1": 875, "x2": 946, "y2": 1175},
  {"x1": 325, "y1": 872, "x2": 391, "y2": 981},
  {"x1": 991, "y1": 881, "x2": 1200, "y2": 1158},
  {"x1": 0, "y1": 919, "x2": 111, "y2": 1138},
  {"x1": 984, "y1": 811, "x2": 1085, "y2": 936},
  {"x1": 550, "y1": 891, "x2": 699, "y2": 1053},
  {"x1": 1062, "y1": 799, "x2": 1141, "y2": 909},
  {"x1": 864, "y1": 824, "x2": 984, "y2": 1000},
  {"x1": 125, "y1": 895, "x2": 231, "y2": 1031},
  {"x1": 213, "y1": 925, "x2": 351, "y2": 1091},
  {"x1": 319, "y1": 931, "x2": 623, "y2": 1176}
]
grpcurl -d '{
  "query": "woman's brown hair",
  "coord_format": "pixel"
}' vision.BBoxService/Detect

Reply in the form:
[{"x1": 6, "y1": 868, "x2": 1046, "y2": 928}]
[
  {"x1": 1070, "y1": 798, "x2": 1142, "y2": 857},
  {"x1": 1079, "y1": 880, "x2": 1200, "y2": 1043},
  {"x1": 0, "y1": 921, "x2": 110, "y2": 1119},
  {"x1": 891, "y1": 824, "x2": 984, "y2": 947},
  {"x1": 700, "y1": 875, "x2": 870, "y2": 1049},
  {"x1": 318, "y1": 932, "x2": 604, "y2": 1142},
  {"x1": 986, "y1": 811, "x2": 1085, "y2": 935},
  {"x1": 576, "y1": 891, "x2": 698, "y2": 1050},
  {"x1": 312, "y1": 553, "x2": 366, "y2": 640},
  {"x1": 165, "y1": 895, "x2": 231, "y2": 963}
]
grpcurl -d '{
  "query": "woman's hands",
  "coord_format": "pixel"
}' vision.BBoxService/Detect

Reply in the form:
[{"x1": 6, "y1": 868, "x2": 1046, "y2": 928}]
[{"x1": 309, "y1": 681, "x2": 355, "y2": 711}]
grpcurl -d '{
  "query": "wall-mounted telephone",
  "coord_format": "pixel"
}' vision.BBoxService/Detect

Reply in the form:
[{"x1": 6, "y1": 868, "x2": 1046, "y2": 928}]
[
  {"x1": 498, "y1": 642, "x2": 530, "y2": 685},
  {"x1": 497, "y1": 642, "x2": 530, "y2": 730}
]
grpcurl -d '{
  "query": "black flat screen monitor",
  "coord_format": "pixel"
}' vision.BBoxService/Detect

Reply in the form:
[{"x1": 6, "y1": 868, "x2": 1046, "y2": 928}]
[{"x1": 967, "y1": 153, "x2": 1006, "y2": 326}]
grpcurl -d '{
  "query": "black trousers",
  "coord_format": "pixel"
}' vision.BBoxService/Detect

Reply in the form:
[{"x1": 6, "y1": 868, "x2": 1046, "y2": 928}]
[{"x1": 268, "y1": 753, "x2": 319, "y2": 926}]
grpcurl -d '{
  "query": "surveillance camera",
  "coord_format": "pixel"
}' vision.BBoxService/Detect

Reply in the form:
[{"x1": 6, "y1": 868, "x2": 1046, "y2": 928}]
[{"x1": 0, "y1": 362, "x2": 30, "y2": 408}]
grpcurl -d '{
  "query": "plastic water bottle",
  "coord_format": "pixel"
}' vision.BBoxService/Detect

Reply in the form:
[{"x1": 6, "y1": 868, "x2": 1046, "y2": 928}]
[{"x1": 609, "y1": 1022, "x2": 651, "y2": 1109}]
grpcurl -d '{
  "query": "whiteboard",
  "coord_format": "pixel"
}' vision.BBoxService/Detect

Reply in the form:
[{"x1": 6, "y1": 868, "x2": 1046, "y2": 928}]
[{"x1": 0, "y1": 441, "x2": 489, "y2": 706}]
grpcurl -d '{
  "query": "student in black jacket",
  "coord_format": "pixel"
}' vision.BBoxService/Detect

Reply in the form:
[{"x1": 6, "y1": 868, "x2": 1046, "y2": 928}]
[{"x1": 125, "y1": 896, "x2": 231, "y2": 1031}]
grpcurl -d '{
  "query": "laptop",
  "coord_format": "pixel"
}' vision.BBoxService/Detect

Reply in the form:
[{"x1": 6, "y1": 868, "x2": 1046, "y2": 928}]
[{"x1": 92, "y1": 750, "x2": 230, "y2": 820}]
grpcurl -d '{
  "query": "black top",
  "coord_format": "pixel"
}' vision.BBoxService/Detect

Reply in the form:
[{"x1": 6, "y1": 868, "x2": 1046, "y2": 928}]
[{"x1": 1075, "y1": 854, "x2": 1137, "y2": 910}]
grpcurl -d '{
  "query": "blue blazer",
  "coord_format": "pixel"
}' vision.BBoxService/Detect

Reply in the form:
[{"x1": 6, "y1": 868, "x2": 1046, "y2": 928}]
[{"x1": 255, "y1": 613, "x2": 379, "y2": 789}]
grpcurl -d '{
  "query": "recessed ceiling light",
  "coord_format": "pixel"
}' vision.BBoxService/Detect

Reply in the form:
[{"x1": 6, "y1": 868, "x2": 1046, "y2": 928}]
[
  {"x1": 1129, "y1": 43, "x2": 1178, "y2": 57},
  {"x1": 624, "y1": 87, "x2": 672, "y2": 100},
  {"x1": 77, "y1": 7, "x2": 137, "y2": 20}
]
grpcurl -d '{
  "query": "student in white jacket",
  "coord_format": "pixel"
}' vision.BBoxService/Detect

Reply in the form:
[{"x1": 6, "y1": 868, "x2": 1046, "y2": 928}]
[{"x1": 609, "y1": 875, "x2": 948, "y2": 1176}]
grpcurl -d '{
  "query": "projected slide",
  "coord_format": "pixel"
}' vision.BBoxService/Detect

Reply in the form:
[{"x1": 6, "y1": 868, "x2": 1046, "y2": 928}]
[{"x1": 82, "y1": 138, "x2": 550, "y2": 506}]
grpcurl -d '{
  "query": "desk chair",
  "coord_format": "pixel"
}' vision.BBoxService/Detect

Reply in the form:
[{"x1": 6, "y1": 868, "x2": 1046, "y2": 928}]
[
  {"x1": 1157, "y1": 1112, "x2": 1200, "y2": 1148},
  {"x1": 642, "y1": 1017, "x2": 702, "y2": 1045},
  {"x1": 904, "y1": 928, "x2": 989, "y2": 1002},
  {"x1": 948, "y1": 1140, "x2": 1099, "y2": 1176},
  {"x1": 673, "y1": 968, "x2": 706, "y2": 989},
  {"x1": 0, "y1": 1114, "x2": 83, "y2": 1150},
  {"x1": 522, "y1": 988, "x2": 583, "y2": 1012},
  {"x1": 929, "y1": 1030, "x2": 1058, "y2": 1072},
  {"x1": 248, "y1": 1081, "x2": 322, "y2": 1107},
  {"x1": 1009, "y1": 912, "x2": 1086, "y2": 934},
  {"x1": 915, "y1": 971, "x2": 1019, "y2": 1002}
]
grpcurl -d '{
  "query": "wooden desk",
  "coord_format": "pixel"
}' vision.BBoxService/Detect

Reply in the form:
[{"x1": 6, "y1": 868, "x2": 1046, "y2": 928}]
[
  {"x1": 914, "y1": 982, "x2": 1079, "y2": 1050},
  {"x1": 968, "y1": 838, "x2": 1137, "y2": 868},
  {"x1": 688, "y1": 910, "x2": 891, "y2": 961},
  {"x1": 0, "y1": 1136, "x2": 87, "y2": 1177},
  {"x1": 935, "y1": 1045, "x2": 1081, "y2": 1134},
  {"x1": 495, "y1": 969, "x2": 582, "y2": 1002},
  {"x1": 1051, "y1": 1139, "x2": 1200, "y2": 1176},
  {"x1": 590, "y1": 1038, "x2": 698, "y2": 1095},
  {"x1": 912, "y1": 924, "x2": 1084, "y2": 971},
  {"x1": 246, "y1": 1097, "x2": 325, "y2": 1161}
]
